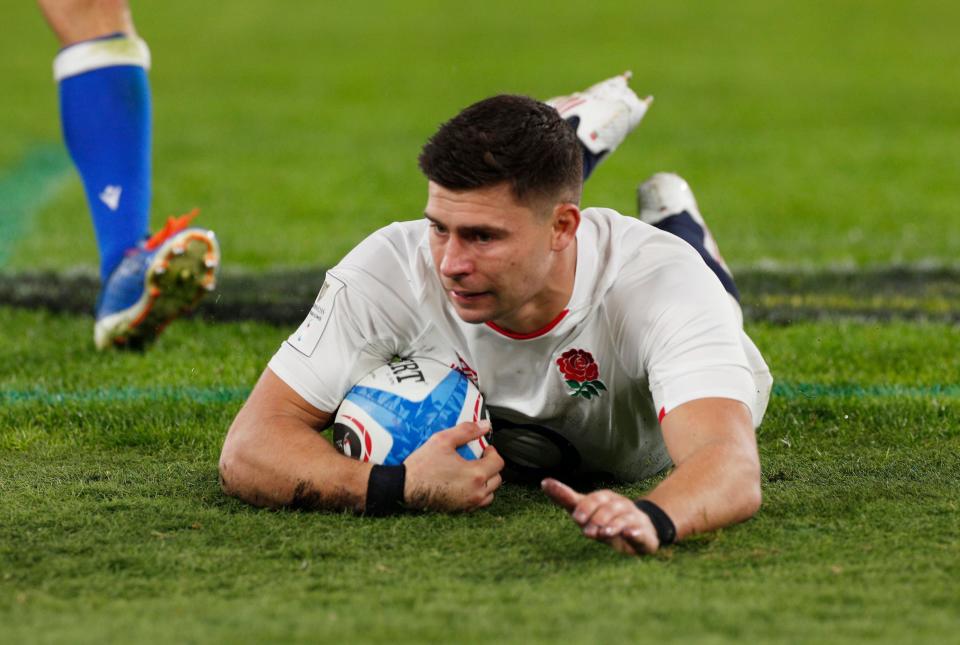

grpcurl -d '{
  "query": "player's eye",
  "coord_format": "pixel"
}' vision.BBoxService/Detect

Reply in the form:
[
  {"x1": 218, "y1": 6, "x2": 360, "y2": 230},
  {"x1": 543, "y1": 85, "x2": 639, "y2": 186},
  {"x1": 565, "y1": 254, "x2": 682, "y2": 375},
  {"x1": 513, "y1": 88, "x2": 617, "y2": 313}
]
[{"x1": 430, "y1": 222, "x2": 448, "y2": 235}]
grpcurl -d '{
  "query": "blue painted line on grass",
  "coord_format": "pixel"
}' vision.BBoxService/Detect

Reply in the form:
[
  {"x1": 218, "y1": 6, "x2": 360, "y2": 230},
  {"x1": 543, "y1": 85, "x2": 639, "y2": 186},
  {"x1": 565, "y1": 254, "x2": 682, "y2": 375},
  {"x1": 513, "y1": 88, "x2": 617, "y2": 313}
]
[
  {"x1": 0, "y1": 386, "x2": 250, "y2": 405},
  {"x1": 0, "y1": 145, "x2": 73, "y2": 267},
  {"x1": 773, "y1": 383, "x2": 960, "y2": 399},
  {"x1": 0, "y1": 383, "x2": 957, "y2": 407}
]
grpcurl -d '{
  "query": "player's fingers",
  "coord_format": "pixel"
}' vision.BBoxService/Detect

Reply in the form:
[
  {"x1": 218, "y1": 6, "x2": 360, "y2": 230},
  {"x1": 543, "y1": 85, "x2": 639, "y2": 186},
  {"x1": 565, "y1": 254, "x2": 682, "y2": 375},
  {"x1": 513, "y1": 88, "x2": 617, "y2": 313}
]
[
  {"x1": 540, "y1": 478, "x2": 582, "y2": 512},
  {"x1": 485, "y1": 473, "x2": 503, "y2": 493},
  {"x1": 479, "y1": 444, "x2": 505, "y2": 473},
  {"x1": 441, "y1": 419, "x2": 491, "y2": 447},
  {"x1": 476, "y1": 492, "x2": 496, "y2": 509},
  {"x1": 605, "y1": 534, "x2": 640, "y2": 556},
  {"x1": 571, "y1": 491, "x2": 614, "y2": 527},
  {"x1": 597, "y1": 510, "x2": 638, "y2": 539},
  {"x1": 622, "y1": 526, "x2": 659, "y2": 554},
  {"x1": 584, "y1": 498, "x2": 634, "y2": 535}
]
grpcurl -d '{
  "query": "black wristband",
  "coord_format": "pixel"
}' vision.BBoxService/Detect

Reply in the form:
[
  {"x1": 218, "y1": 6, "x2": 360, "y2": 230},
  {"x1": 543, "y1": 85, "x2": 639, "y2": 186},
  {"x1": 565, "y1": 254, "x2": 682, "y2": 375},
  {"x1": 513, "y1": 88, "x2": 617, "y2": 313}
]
[
  {"x1": 365, "y1": 465, "x2": 406, "y2": 516},
  {"x1": 634, "y1": 499, "x2": 677, "y2": 546}
]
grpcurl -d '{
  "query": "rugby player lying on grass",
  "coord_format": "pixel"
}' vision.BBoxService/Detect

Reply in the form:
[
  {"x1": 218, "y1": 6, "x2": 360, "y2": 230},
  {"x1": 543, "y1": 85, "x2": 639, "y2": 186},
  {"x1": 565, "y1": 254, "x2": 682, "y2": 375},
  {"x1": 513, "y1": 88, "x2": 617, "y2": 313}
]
[{"x1": 219, "y1": 74, "x2": 772, "y2": 555}]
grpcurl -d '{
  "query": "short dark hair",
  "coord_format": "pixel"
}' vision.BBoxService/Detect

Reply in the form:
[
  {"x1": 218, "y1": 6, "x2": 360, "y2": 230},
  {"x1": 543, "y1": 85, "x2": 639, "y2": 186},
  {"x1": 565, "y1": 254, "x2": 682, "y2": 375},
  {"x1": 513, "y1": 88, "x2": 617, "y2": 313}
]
[{"x1": 418, "y1": 94, "x2": 583, "y2": 206}]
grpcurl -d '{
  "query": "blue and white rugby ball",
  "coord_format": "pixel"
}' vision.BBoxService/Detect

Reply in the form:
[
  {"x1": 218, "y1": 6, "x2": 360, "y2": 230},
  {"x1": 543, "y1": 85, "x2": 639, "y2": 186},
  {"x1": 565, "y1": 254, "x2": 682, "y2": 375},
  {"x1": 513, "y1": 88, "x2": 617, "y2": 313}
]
[{"x1": 333, "y1": 356, "x2": 489, "y2": 465}]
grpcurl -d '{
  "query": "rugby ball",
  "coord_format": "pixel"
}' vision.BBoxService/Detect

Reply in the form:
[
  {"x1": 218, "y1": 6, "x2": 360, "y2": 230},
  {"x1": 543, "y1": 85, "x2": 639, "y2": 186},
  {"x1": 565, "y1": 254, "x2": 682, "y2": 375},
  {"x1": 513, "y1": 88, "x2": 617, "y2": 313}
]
[{"x1": 333, "y1": 356, "x2": 489, "y2": 465}]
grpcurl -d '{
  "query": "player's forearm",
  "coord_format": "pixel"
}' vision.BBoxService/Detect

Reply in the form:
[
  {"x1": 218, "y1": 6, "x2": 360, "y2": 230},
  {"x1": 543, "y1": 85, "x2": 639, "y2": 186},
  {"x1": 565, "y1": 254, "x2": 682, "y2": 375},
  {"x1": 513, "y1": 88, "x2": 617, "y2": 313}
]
[
  {"x1": 219, "y1": 412, "x2": 372, "y2": 512},
  {"x1": 645, "y1": 440, "x2": 761, "y2": 540}
]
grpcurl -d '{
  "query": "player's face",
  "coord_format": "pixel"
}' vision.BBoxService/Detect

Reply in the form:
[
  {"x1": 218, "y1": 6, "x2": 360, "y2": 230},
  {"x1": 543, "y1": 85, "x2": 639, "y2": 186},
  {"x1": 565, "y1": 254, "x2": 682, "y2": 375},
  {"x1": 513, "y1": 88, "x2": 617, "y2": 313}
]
[{"x1": 425, "y1": 181, "x2": 579, "y2": 332}]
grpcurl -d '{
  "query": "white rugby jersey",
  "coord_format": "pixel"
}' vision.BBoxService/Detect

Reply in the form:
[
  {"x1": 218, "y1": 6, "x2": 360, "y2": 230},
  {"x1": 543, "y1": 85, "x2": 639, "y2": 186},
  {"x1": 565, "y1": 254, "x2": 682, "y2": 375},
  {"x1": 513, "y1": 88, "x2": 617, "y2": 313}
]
[{"x1": 269, "y1": 208, "x2": 772, "y2": 482}]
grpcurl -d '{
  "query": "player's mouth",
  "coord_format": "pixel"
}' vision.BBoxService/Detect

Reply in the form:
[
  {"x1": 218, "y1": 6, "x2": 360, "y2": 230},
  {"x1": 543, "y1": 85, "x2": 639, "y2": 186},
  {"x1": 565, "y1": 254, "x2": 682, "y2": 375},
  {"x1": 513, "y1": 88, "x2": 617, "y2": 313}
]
[{"x1": 449, "y1": 289, "x2": 491, "y2": 305}]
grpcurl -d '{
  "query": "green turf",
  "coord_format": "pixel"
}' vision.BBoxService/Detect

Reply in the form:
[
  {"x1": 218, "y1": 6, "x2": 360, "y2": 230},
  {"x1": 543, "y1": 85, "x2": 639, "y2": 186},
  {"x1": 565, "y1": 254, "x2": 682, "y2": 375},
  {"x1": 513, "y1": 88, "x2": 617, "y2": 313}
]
[
  {"x1": 1, "y1": 309, "x2": 958, "y2": 642},
  {"x1": 2, "y1": 0, "x2": 959, "y2": 270},
  {"x1": 2, "y1": 0, "x2": 959, "y2": 641}
]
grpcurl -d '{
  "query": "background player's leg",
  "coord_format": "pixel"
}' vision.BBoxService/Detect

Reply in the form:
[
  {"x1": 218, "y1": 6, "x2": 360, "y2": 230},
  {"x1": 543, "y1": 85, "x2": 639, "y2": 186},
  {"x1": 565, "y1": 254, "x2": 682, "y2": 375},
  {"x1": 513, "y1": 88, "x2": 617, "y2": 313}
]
[
  {"x1": 38, "y1": 0, "x2": 220, "y2": 351},
  {"x1": 38, "y1": 0, "x2": 135, "y2": 47},
  {"x1": 39, "y1": 0, "x2": 151, "y2": 283},
  {"x1": 637, "y1": 172, "x2": 741, "y2": 302}
]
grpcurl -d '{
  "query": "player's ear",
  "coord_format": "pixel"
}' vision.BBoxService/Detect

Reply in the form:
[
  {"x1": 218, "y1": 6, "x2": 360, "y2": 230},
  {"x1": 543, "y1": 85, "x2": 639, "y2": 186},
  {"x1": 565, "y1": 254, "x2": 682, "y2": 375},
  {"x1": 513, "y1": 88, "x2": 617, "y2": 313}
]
[{"x1": 550, "y1": 202, "x2": 580, "y2": 251}]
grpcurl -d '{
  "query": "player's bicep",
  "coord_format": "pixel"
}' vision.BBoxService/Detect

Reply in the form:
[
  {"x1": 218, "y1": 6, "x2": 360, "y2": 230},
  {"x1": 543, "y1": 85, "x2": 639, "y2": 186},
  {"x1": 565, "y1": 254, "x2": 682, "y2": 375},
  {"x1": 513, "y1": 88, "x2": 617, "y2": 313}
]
[
  {"x1": 659, "y1": 397, "x2": 756, "y2": 466},
  {"x1": 221, "y1": 366, "x2": 336, "y2": 482},
  {"x1": 223, "y1": 367, "x2": 334, "y2": 461},
  {"x1": 220, "y1": 366, "x2": 369, "y2": 510},
  {"x1": 244, "y1": 367, "x2": 334, "y2": 430}
]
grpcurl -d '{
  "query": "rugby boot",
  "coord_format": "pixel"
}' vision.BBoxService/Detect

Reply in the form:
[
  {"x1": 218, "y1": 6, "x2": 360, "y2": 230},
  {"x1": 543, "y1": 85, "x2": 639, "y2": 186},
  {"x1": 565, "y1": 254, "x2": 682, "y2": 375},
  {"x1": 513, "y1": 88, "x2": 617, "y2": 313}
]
[
  {"x1": 94, "y1": 208, "x2": 220, "y2": 350},
  {"x1": 546, "y1": 72, "x2": 653, "y2": 162}
]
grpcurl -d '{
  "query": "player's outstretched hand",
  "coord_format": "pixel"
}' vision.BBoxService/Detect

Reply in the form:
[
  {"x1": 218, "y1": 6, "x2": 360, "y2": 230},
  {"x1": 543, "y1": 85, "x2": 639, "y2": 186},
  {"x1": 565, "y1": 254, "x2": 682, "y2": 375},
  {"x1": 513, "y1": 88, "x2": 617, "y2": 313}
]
[
  {"x1": 541, "y1": 478, "x2": 660, "y2": 555},
  {"x1": 403, "y1": 420, "x2": 504, "y2": 513}
]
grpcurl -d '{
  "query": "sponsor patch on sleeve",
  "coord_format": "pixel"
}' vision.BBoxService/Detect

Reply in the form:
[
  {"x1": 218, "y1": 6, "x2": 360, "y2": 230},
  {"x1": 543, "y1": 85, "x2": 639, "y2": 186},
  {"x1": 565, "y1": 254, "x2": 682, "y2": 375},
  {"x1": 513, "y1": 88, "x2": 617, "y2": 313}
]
[{"x1": 288, "y1": 276, "x2": 345, "y2": 357}]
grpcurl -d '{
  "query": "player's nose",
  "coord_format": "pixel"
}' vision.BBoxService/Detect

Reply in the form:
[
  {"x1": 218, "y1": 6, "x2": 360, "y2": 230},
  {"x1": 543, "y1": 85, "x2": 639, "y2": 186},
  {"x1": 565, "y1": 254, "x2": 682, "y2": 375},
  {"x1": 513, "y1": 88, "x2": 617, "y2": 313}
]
[{"x1": 439, "y1": 237, "x2": 473, "y2": 277}]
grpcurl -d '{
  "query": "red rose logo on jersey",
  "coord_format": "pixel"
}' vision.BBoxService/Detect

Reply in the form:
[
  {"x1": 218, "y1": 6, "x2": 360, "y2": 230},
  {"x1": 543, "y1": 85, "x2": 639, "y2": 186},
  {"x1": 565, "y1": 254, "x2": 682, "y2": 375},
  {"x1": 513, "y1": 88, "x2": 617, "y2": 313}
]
[{"x1": 556, "y1": 349, "x2": 607, "y2": 399}]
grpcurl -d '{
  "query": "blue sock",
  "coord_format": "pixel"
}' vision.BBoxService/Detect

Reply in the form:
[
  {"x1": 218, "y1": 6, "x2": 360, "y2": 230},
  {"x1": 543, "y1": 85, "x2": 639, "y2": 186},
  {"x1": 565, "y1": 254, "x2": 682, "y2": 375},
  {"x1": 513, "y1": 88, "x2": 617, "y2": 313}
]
[{"x1": 54, "y1": 33, "x2": 152, "y2": 282}]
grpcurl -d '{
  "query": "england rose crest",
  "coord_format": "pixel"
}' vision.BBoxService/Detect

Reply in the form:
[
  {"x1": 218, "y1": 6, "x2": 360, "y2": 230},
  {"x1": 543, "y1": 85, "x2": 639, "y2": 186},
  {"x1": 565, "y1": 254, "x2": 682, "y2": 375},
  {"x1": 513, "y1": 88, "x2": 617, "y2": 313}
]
[{"x1": 556, "y1": 349, "x2": 606, "y2": 400}]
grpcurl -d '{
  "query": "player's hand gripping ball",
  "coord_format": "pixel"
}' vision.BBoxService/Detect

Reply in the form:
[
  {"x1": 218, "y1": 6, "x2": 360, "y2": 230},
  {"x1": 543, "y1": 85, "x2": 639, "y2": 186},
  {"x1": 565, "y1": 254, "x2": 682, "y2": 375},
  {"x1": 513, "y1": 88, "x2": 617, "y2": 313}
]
[{"x1": 333, "y1": 356, "x2": 490, "y2": 465}]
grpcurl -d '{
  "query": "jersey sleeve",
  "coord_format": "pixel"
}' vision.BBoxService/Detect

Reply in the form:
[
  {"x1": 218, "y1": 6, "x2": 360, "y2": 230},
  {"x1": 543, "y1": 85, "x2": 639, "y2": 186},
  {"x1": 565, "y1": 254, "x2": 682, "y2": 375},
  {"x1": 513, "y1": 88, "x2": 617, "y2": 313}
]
[
  {"x1": 610, "y1": 235, "x2": 760, "y2": 423},
  {"x1": 267, "y1": 225, "x2": 427, "y2": 412}
]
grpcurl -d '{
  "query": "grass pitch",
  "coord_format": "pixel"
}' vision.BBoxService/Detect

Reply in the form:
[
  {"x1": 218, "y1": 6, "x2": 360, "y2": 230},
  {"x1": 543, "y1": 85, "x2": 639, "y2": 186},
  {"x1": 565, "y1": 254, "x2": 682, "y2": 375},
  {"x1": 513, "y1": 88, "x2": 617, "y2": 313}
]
[
  {"x1": 2, "y1": 312, "x2": 958, "y2": 643},
  {"x1": 2, "y1": 0, "x2": 959, "y2": 642}
]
